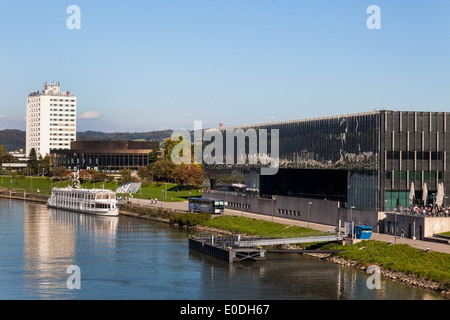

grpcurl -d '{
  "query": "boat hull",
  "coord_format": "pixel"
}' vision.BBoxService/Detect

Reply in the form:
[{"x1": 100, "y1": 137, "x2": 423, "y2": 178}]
[{"x1": 47, "y1": 203, "x2": 119, "y2": 217}]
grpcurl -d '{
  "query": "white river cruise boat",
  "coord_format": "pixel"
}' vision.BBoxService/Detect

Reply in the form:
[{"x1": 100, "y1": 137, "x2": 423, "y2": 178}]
[{"x1": 47, "y1": 188, "x2": 119, "y2": 216}]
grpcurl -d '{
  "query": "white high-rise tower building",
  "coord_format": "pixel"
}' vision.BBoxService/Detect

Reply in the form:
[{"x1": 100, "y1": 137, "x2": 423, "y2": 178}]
[{"x1": 26, "y1": 81, "x2": 77, "y2": 158}]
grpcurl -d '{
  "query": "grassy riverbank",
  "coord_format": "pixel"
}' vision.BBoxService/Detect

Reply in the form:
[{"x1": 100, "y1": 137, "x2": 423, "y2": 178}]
[
  {"x1": 0, "y1": 176, "x2": 199, "y2": 202},
  {"x1": 304, "y1": 240, "x2": 450, "y2": 289}
]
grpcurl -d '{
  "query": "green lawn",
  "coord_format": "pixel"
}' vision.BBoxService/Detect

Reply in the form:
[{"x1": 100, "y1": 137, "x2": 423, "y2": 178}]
[
  {"x1": 0, "y1": 176, "x2": 200, "y2": 202},
  {"x1": 203, "y1": 215, "x2": 328, "y2": 238},
  {"x1": 131, "y1": 183, "x2": 201, "y2": 202}
]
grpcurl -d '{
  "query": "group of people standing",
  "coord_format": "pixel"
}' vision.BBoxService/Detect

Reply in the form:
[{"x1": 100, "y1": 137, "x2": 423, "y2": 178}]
[{"x1": 396, "y1": 204, "x2": 450, "y2": 217}]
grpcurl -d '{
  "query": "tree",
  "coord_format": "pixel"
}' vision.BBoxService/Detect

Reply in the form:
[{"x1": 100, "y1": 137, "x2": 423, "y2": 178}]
[
  {"x1": 147, "y1": 140, "x2": 161, "y2": 168},
  {"x1": 62, "y1": 169, "x2": 73, "y2": 180},
  {"x1": 53, "y1": 166, "x2": 67, "y2": 181},
  {"x1": 41, "y1": 154, "x2": 51, "y2": 176},
  {"x1": 137, "y1": 166, "x2": 152, "y2": 181},
  {"x1": 151, "y1": 160, "x2": 176, "y2": 182},
  {"x1": 92, "y1": 171, "x2": 107, "y2": 183},
  {"x1": 27, "y1": 148, "x2": 38, "y2": 175},
  {"x1": 188, "y1": 164, "x2": 202, "y2": 187},
  {"x1": 163, "y1": 137, "x2": 183, "y2": 162},
  {"x1": 173, "y1": 163, "x2": 190, "y2": 186},
  {"x1": 164, "y1": 135, "x2": 195, "y2": 164},
  {"x1": 0, "y1": 145, "x2": 13, "y2": 166},
  {"x1": 119, "y1": 168, "x2": 138, "y2": 184},
  {"x1": 173, "y1": 163, "x2": 202, "y2": 187},
  {"x1": 79, "y1": 170, "x2": 92, "y2": 181}
]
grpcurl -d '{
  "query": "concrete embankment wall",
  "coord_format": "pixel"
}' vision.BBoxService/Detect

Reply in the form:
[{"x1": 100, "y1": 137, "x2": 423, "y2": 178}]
[
  {"x1": 204, "y1": 192, "x2": 379, "y2": 230},
  {"x1": 0, "y1": 191, "x2": 50, "y2": 203}
]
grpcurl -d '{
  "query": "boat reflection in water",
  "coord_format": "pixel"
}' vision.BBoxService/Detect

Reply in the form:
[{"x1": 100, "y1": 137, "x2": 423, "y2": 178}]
[
  {"x1": 47, "y1": 207, "x2": 119, "y2": 236},
  {"x1": 22, "y1": 204, "x2": 119, "y2": 299}
]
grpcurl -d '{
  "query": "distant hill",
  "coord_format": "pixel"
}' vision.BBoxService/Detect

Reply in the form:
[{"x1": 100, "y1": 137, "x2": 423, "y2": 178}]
[
  {"x1": 77, "y1": 130, "x2": 173, "y2": 143},
  {"x1": 0, "y1": 129, "x2": 26, "y2": 152},
  {"x1": 0, "y1": 129, "x2": 173, "y2": 153}
]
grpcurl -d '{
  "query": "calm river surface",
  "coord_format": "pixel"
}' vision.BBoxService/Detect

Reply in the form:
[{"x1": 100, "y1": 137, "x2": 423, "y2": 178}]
[{"x1": 0, "y1": 198, "x2": 445, "y2": 300}]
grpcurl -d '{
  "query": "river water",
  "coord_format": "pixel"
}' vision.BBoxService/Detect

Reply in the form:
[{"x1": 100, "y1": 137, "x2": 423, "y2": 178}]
[{"x1": 0, "y1": 198, "x2": 445, "y2": 300}]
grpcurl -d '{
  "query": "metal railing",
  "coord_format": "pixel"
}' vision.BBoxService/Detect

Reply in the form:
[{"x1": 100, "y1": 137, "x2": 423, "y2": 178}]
[{"x1": 190, "y1": 231, "x2": 342, "y2": 249}]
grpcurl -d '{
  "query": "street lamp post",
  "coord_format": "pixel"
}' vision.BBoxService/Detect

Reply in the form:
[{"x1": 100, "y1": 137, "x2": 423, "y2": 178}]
[
  {"x1": 350, "y1": 206, "x2": 355, "y2": 239},
  {"x1": 308, "y1": 202, "x2": 312, "y2": 228},
  {"x1": 394, "y1": 211, "x2": 397, "y2": 244},
  {"x1": 272, "y1": 195, "x2": 277, "y2": 222},
  {"x1": 138, "y1": 187, "x2": 141, "y2": 206},
  {"x1": 241, "y1": 193, "x2": 244, "y2": 217}
]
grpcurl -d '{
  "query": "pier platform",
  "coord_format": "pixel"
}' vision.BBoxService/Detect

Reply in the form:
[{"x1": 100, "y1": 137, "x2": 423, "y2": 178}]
[{"x1": 188, "y1": 235, "x2": 266, "y2": 263}]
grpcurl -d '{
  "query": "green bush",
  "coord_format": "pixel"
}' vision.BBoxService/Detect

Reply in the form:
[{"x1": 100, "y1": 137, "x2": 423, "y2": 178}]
[{"x1": 169, "y1": 212, "x2": 211, "y2": 227}]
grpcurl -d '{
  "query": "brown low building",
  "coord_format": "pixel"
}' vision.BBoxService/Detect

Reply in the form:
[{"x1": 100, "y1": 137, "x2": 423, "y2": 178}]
[{"x1": 51, "y1": 140, "x2": 158, "y2": 172}]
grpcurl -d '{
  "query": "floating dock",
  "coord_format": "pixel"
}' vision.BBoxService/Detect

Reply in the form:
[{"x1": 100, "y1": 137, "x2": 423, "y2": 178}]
[
  {"x1": 189, "y1": 233, "x2": 345, "y2": 263},
  {"x1": 189, "y1": 235, "x2": 266, "y2": 263}
]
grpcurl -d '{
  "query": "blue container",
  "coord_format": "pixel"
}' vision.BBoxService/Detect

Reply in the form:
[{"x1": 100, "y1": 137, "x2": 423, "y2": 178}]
[{"x1": 354, "y1": 226, "x2": 373, "y2": 240}]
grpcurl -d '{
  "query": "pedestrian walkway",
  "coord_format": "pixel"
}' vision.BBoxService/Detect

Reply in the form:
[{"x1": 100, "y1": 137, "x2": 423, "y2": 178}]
[{"x1": 129, "y1": 198, "x2": 450, "y2": 254}]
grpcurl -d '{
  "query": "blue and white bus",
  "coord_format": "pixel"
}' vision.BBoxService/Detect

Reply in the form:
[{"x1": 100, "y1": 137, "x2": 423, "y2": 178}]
[{"x1": 188, "y1": 198, "x2": 225, "y2": 214}]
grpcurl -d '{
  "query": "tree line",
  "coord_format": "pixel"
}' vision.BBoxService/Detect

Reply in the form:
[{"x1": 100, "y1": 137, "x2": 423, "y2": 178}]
[
  {"x1": 0, "y1": 129, "x2": 174, "y2": 152},
  {"x1": 142, "y1": 138, "x2": 202, "y2": 187},
  {"x1": 1, "y1": 135, "x2": 203, "y2": 189}
]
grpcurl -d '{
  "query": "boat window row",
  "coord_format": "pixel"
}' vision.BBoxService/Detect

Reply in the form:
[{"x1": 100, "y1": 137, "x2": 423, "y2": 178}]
[{"x1": 54, "y1": 191, "x2": 115, "y2": 200}]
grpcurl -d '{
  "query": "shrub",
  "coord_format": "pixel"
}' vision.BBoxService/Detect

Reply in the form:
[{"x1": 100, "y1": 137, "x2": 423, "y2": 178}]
[{"x1": 169, "y1": 212, "x2": 211, "y2": 227}]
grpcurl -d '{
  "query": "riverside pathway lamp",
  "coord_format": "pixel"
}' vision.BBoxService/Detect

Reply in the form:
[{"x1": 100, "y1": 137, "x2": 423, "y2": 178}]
[
  {"x1": 308, "y1": 202, "x2": 312, "y2": 228},
  {"x1": 272, "y1": 195, "x2": 277, "y2": 222},
  {"x1": 350, "y1": 206, "x2": 355, "y2": 239},
  {"x1": 394, "y1": 211, "x2": 397, "y2": 244}
]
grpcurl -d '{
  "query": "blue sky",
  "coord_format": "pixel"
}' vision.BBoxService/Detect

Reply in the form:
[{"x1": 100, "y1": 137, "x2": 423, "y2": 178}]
[{"x1": 0, "y1": 0, "x2": 449, "y2": 132}]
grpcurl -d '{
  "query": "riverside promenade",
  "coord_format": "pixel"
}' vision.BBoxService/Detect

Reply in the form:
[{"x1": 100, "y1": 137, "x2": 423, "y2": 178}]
[{"x1": 128, "y1": 198, "x2": 450, "y2": 255}]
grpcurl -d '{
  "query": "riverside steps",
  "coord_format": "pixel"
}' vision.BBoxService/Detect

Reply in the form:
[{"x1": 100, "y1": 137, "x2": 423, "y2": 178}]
[{"x1": 188, "y1": 235, "x2": 267, "y2": 263}]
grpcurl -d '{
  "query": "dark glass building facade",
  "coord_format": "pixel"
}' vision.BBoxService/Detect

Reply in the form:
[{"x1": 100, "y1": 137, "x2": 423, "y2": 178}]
[
  {"x1": 51, "y1": 141, "x2": 154, "y2": 172},
  {"x1": 204, "y1": 110, "x2": 450, "y2": 212}
]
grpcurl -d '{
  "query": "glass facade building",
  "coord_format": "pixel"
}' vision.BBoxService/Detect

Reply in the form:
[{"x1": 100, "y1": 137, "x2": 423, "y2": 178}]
[
  {"x1": 51, "y1": 141, "x2": 154, "y2": 172},
  {"x1": 204, "y1": 110, "x2": 450, "y2": 212}
]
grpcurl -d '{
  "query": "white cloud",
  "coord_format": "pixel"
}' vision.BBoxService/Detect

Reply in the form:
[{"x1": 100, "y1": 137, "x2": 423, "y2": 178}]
[
  {"x1": 0, "y1": 115, "x2": 6, "y2": 120},
  {"x1": 78, "y1": 111, "x2": 101, "y2": 120}
]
